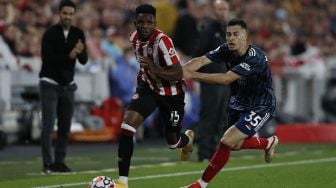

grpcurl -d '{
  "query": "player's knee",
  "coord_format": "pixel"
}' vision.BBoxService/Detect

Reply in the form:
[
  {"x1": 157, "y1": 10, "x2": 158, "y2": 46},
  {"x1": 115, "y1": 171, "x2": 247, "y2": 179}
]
[
  {"x1": 231, "y1": 144, "x2": 241, "y2": 150},
  {"x1": 220, "y1": 137, "x2": 235, "y2": 148}
]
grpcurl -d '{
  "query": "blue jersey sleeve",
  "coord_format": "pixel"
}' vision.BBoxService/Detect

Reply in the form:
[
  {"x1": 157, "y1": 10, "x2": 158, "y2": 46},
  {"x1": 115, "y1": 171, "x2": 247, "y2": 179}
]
[
  {"x1": 205, "y1": 44, "x2": 229, "y2": 63},
  {"x1": 231, "y1": 55, "x2": 266, "y2": 77}
]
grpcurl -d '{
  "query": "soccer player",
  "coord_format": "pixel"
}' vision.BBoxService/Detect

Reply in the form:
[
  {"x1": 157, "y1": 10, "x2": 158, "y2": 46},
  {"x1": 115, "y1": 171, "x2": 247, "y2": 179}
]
[
  {"x1": 115, "y1": 4, "x2": 194, "y2": 188},
  {"x1": 181, "y1": 18, "x2": 279, "y2": 188}
]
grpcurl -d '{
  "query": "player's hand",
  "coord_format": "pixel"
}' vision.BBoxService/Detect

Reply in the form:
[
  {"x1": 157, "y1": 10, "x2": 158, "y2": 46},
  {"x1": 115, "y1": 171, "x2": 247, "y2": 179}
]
[
  {"x1": 139, "y1": 56, "x2": 154, "y2": 70},
  {"x1": 69, "y1": 39, "x2": 84, "y2": 59},
  {"x1": 75, "y1": 39, "x2": 84, "y2": 53},
  {"x1": 182, "y1": 68, "x2": 194, "y2": 79}
]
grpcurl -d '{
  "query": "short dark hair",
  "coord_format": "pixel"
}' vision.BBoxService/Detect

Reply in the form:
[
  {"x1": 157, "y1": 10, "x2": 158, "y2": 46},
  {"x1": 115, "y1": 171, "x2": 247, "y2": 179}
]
[
  {"x1": 228, "y1": 18, "x2": 247, "y2": 30},
  {"x1": 135, "y1": 4, "x2": 156, "y2": 17},
  {"x1": 59, "y1": 0, "x2": 76, "y2": 12}
]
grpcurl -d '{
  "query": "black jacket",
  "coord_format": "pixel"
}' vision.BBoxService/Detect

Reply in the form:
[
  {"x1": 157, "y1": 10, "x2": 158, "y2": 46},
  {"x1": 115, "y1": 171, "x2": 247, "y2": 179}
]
[
  {"x1": 172, "y1": 10, "x2": 199, "y2": 57},
  {"x1": 194, "y1": 19, "x2": 227, "y2": 73},
  {"x1": 39, "y1": 24, "x2": 88, "y2": 86}
]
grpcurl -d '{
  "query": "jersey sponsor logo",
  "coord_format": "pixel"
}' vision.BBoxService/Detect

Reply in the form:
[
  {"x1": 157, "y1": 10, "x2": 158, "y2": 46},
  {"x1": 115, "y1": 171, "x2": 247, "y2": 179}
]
[
  {"x1": 168, "y1": 48, "x2": 176, "y2": 56},
  {"x1": 239, "y1": 62, "x2": 251, "y2": 71}
]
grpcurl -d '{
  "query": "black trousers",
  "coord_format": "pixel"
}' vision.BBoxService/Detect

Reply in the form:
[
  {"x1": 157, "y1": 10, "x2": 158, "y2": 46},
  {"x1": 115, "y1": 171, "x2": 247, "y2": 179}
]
[
  {"x1": 39, "y1": 81, "x2": 76, "y2": 166},
  {"x1": 197, "y1": 63, "x2": 230, "y2": 161}
]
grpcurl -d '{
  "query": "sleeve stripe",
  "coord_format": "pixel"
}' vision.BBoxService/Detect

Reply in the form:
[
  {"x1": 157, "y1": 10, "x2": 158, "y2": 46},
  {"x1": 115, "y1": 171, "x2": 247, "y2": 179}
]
[
  {"x1": 248, "y1": 48, "x2": 256, "y2": 56},
  {"x1": 130, "y1": 31, "x2": 137, "y2": 42},
  {"x1": 159, "y1": 36, "x2": 179, "y2": 66}
]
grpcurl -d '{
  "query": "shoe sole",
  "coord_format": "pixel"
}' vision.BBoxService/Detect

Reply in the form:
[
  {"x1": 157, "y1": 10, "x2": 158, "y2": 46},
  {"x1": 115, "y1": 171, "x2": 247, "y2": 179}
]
[
  {"x1": 42, "y1": 170, "x2": 53, "y2": 174},
  {"x1": 180, "y1": 130, "x2": 194, "y2": 161},
  {"x1": 265, "y1": 135, "x2": 279, "y2": 163}
]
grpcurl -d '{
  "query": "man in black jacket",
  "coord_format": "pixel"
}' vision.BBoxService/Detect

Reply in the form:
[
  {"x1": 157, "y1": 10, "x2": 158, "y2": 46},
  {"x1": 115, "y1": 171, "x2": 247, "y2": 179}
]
[
  {"x1": 39, "y1": 0, "x2": 87, "y2": 174},
  {"x1": 193, "y1": 0, "x2": 230, "y2": 162}
]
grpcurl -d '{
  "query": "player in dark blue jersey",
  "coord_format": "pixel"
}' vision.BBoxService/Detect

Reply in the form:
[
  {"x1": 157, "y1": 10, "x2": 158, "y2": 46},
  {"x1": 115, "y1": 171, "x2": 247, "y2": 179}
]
[{"x1": 181, "y1": 18, "x2": 279, "y2": 188}]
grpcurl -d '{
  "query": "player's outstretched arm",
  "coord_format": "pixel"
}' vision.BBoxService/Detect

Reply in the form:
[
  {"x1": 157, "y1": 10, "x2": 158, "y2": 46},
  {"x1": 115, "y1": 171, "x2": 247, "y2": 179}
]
[
  {"x1": 185, "y1": 70, "x2": 241, "y2": 85},
  {"x1": 183, "y1": 55, "x2": 212, "y2": 72}
]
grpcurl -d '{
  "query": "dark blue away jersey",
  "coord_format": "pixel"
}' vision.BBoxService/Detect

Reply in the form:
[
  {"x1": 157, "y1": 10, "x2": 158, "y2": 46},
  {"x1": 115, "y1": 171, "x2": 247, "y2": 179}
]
[{"x1": 206, "y1": 43, "x2": 276, "y2": 115}]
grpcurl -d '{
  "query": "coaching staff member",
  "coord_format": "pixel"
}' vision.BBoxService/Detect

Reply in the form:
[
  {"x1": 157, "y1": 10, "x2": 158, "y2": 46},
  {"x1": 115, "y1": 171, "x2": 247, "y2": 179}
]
[{"x1": 39, "y1": 0, "x2": 87, "y2": 174}]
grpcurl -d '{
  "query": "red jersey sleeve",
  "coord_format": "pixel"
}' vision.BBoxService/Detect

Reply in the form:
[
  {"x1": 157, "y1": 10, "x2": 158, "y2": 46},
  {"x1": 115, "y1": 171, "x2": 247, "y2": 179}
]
[{"x1": 158, "y1": 35, "x2": 180, "y2": 66}]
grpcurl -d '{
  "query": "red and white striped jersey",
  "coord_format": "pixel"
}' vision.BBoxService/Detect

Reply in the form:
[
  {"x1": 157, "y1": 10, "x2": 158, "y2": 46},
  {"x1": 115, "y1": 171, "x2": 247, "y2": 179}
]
[{"x1": 130, "y1": 29, "x2": 185, "y2": 96}]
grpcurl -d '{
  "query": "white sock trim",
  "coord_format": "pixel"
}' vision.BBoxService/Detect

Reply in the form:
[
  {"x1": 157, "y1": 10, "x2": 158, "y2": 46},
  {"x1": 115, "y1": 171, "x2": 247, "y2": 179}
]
[
  {"x1": 168, "y1": 137, "x2": 181, "y2": 149},
  {"x1": 198, "y1": 179, "x2": 208, "y2": 188},
  {"x1": 121, "y1": 123, "x2": 136, "y2": 133},
  {"x1": 119, "y1": 176, "x2": 128, "y2": 185}
]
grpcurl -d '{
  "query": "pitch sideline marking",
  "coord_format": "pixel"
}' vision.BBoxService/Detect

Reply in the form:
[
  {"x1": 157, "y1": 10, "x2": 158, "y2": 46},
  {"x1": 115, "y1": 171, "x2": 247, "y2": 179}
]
[{"x1": 32, "y1": 157, "x2": 336, "y2": 188}]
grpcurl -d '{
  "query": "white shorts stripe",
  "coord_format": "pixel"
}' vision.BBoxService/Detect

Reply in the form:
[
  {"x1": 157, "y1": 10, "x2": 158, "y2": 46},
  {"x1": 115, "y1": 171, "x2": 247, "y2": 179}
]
[{"x1": 255, "y1": 112, "x2": 270, "y2": 132}]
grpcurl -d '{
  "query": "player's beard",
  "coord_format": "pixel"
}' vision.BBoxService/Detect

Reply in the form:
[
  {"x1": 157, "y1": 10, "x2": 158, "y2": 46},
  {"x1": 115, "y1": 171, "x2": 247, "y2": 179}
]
[{"x1": 60, "y1": 19, "x2": 71, "y2": 30}]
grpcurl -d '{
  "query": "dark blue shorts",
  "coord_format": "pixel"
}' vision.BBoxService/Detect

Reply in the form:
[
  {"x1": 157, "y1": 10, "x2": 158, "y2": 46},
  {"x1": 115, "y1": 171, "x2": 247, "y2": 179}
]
[{"x1": 228, "y1": 108, "x2": 273, "y2": 136}]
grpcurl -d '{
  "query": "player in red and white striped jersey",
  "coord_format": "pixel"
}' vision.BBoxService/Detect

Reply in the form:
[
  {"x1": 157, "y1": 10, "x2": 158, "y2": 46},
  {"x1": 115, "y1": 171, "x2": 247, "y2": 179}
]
[
  {"x1": 130, "y1": 28, "x2": 185, "y2": 96},
  {"x1": 115, "y1": 4, "x2": 194, "y2": 188}
]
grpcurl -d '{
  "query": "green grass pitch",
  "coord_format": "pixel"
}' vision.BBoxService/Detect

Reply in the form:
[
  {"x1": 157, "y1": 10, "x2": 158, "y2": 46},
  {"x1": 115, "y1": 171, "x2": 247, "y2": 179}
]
[{"x1": 0, "y1": 143, "x2": 336, "y2": 188}]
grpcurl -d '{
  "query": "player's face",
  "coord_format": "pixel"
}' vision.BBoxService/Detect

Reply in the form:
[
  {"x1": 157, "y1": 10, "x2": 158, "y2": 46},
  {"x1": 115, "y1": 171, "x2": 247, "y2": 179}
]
[
  {"x1": 226, "y1": 25, "x2": 247, "y2": 52},
  {"x1": 134, "y1": 13, "x2": 156, "y2": 41},
  {"x1": 59, "y1": 6, "x2": 75, "y2": 29}
]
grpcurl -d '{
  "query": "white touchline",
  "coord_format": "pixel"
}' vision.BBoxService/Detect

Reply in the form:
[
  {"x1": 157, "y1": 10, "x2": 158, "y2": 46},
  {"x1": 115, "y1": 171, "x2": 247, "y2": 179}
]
[{"x1": 32, "y1": 157, "x2": 336, "y2": 188}]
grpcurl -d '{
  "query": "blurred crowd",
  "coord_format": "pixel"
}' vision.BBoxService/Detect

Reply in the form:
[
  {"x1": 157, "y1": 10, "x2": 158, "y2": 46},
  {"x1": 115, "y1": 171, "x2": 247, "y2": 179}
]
[
  {"x1": 1, "y1": 0, "x2": 336, "y2": 122},
  {"x1": 0, "y1": 0, "x2": 335, "y2": 63}
]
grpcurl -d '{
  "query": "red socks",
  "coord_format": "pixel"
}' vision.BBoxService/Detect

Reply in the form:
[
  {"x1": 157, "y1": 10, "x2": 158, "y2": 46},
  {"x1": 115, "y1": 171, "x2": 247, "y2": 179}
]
[
  {"x1": 240, "y1": 136, "x2": 268, "y2": 149},
  {"x1": 200, "y1": 137, "x2": 269, "y2": 183},
  {"x1": 202, "y1": 142, "x2": 231, "y2": 182}
]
